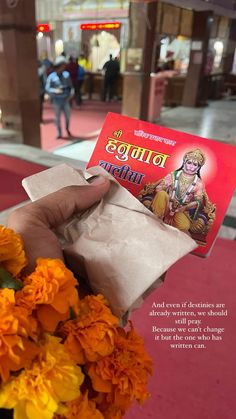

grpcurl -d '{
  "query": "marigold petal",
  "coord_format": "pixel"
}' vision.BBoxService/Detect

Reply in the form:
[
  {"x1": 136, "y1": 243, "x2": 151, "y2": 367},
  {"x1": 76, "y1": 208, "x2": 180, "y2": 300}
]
[
  {"x1": 0, "y1": 288, "x2": 15, "y2": 305},
  {"x1": 64, "y1": 392, "x2": 105, "y2": 419},
  {"x1": 88, "y1": 364, "x2": 113, "y2": 393},
  {"x1": 36, "y1": 304, "x2": 69, "y2": 332},
  {"x1": 63, "y1": 333, "x2": 86, "y2": 364},
  {"x1": 0, "y1": 293, "x2": 40, "y2": 382},
  {"x1": 0, "y1": 225, "x2": 27, "y2": 276},
  {"x1": 14, "y1": 401, "x2": 27, "y2": 419},
  {"x1": 52, "y1": 287, "x2": 78, "y2": 314},
  {"x1": 26, "y1": 400, "x2": 57, "y2": 419}
]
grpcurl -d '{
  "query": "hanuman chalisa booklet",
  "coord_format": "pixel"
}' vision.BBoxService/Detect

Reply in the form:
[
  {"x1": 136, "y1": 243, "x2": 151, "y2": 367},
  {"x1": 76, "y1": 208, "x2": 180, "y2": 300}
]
[{"x1": 87, "y1": 112, "x2": 236, "y2": 257}]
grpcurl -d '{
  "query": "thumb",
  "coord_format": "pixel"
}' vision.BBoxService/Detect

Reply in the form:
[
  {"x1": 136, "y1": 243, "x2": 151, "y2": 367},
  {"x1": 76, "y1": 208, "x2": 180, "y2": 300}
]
[
  {"x1": 7, "y1": 176, "x2": 110, "y2": 270},
  {"x1": 9, "y1": 176, "x2": 110, "y2": 230},
  {"x1": 27, "y1": 176, "x2": 110, "y2": 228}
]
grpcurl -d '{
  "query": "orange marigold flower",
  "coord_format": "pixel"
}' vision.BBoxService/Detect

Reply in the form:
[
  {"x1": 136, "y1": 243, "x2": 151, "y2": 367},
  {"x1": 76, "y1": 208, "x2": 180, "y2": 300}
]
[
  {"x1": 15, "y1": 258, "x2": 79, "y2": 332},
  {"x1": 87, "y1": 323, "x2": 153, "y2": 412},
  {"x1": 0, "y1": 335, "x2": 84, "y2": 419},
  {"x1": 0, "y1": 225, "x2": 27, "y2": 276},
  {"x1": 0, "y1": 289, "x2": 39, "y2": 382},
  {"x1": 58, "y1": 294, "x2": 119, "y2": 364},
  {"x1": 54, "y1": 391, "x2": 105, "y2": 419}
]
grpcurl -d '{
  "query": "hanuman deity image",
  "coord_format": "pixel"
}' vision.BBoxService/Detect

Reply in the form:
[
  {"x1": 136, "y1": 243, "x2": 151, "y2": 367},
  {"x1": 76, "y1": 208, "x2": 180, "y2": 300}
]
[{"x1": 138, "y1": 149, "x2": 216, "y2": 245}]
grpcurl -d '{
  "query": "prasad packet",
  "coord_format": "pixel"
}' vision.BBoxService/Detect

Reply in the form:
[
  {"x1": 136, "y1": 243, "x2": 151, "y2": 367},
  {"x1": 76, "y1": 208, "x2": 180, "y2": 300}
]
[{"x1": 22, "y1": 164, "x2": 196, "y2": 317}]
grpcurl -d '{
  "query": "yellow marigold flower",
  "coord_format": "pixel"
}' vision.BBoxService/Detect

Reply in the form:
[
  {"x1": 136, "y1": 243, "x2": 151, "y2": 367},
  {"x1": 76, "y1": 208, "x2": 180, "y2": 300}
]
[
  {"x1": 0, "y1": 335, "x2": 84, "y2": 419},
  {"x1": 0, "y1": 225, "x2": 27, "y2": 276},
  {"x1": 15, "y1": 258, "x2": 79, "y2": 332},
  {"x1": 0, "y1": 289, "x2": 39, "y2": 382},
  {"x1": 54, "y1": 392, "x2": 105, "y2": 419},
  {"x1": 58, "y1": 294, "x2": 119, "y2": 364},
  {"x1": 88, "y1": 323, "x2": 153, "y2": 412}
]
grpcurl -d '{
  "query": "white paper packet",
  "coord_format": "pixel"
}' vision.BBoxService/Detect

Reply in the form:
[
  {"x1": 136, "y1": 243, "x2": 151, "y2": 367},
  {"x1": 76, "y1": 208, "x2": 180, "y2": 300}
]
[{"x1": 22, "y1": 164, "x2": 197, "y2": 317}]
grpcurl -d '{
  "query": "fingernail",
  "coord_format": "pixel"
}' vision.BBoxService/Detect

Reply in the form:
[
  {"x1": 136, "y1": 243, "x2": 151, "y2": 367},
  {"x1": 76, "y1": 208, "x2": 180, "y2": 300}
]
[{"x1": 88, "y1": 175, "x2": 106, "y2": 185}]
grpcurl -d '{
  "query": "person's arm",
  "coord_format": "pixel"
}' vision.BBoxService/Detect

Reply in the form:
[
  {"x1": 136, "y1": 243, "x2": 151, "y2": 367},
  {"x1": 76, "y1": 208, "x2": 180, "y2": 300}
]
[
  {"x1": 102, "y1": 61, "x2": 108, "y2": 72},
  {"x1": 68, "y1": 73, "x2": 73, "y2": 91},
  {"x1": 175, "y1": 201, "x2": 199, "y2": 212},
  {"x1": 155, "y1": 173, "x2": 172, "y2": 192},
  {"x1": 45, "y1": 73, "x2": 53, "y2": 94},
  {"x1": 45, "y1": 73, "x2": 62, "y2": 94},
  {"x1": 175, "y1": 182, "x2": 204, "y2": 213},
  {"x1": 64, "y1": 72, "x2": 73, "y2": 98}
]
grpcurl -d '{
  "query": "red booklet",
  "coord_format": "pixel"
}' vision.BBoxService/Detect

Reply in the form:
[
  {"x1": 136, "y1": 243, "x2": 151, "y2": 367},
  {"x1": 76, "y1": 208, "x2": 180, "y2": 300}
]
[{"x1": 87, "y1": 112, "x2": 236, "y2": 257}]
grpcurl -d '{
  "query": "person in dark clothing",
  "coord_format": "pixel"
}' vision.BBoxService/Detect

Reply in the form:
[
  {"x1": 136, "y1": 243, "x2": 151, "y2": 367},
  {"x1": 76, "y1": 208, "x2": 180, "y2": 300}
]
[
  {"x1": 66, "y1": 56, "x2": 78, "y2": 107},
  {"x1": 76, "y1": 64, "x2": 85, "y2": 106},
  {"x1": 38, "y1": 61, "x2": 46, "y2": 123},
  {"x1": 102, "y1": 54, "x2": 120, "y2": 102}
]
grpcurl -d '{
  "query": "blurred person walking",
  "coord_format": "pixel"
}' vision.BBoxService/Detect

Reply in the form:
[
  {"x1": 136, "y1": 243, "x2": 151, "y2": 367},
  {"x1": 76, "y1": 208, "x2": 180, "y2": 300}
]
[
  {"x1": 102, "y1": 54, "x2": 120, "y2": 102},
  {"x1": 46, "y1": 56, "x2": 73, "y2": 139}
]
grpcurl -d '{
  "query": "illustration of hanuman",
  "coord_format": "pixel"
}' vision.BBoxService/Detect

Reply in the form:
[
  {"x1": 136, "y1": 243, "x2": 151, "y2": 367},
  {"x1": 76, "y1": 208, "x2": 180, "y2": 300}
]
[{"x1": 138, "y1": 149, "x2": 216, "y2": 243}]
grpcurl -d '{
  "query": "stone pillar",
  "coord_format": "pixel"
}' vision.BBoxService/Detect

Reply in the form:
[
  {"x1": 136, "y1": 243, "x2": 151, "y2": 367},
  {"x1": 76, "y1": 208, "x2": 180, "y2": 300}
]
[
  {"x1": 182, "y1": 10, "x2": 213, "y2": 107},
  {"x1": 122, "y1": 0, "x2": 158, "y2": 120},
  {"x1": 0, "y1": 0, "x2": 41, "y2": 147},
  {"x1": 223, "y1": 19, "x2": 236, "y2": 74}
]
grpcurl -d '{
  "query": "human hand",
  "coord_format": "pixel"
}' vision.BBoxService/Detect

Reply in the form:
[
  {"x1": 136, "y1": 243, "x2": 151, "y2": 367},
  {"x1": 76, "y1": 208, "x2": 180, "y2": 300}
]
[
  {"x1": 155, "y1": 184, "x2": 164, "y2": 193},
  {"x1": 175, "y1": 205, "x2": 186, "y2": 213},
  {"x1": 54, "y1": 88, "x2": 63, "y2": 94},
  {"x1": 7, "y1": 176, "x2": 110, "y2": 272}
]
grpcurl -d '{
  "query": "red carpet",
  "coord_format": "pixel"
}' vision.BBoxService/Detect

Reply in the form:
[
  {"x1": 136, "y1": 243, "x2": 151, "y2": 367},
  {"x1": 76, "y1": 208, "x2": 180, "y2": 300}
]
[
  {"x1": 40, "y1": 100, "x2": 122, "y2": 151},
  {"x1": 0, "y1": 155, "x2": 48, "y2": 211},
  {"x1": 125, "y1": 238, "x2": 236, "y2": 419}
]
